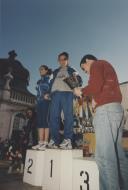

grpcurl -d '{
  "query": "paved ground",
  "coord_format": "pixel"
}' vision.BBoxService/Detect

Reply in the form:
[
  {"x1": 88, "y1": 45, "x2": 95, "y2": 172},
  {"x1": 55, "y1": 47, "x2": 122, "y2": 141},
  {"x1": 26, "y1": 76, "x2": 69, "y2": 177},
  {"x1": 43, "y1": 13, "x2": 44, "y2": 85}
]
[{"x1": 0, "y1": 161, "x2": 42, "y2": 190}]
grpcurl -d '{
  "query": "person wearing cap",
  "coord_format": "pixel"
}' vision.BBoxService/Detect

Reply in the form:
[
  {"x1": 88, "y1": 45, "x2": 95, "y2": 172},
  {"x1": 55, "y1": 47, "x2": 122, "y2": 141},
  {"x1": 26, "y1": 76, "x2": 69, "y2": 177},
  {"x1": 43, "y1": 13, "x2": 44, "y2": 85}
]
[{"x1": 74, "y1": 55, "x2": 128, "y2": 190}]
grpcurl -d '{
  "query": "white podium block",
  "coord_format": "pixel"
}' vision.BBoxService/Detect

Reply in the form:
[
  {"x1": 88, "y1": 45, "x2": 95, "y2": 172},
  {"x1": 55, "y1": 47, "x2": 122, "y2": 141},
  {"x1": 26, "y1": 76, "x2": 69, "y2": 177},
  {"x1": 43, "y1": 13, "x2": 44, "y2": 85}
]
[
  {"x1": 43, "y1": 149, "x2": 82, "y2": 190},
  {"x1": 73, "y1": 158, "x2": 99, "y2": 190},
  {"x1": 23, "y1": 149, "x2": 45, "y2": 186}
]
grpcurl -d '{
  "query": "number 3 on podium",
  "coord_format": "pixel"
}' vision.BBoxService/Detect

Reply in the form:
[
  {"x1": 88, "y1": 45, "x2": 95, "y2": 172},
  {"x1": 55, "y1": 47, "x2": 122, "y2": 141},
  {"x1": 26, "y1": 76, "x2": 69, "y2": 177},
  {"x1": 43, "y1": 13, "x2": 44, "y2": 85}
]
[{"x1": 80, "y1": 170, "x2": 90, "y2": 190}]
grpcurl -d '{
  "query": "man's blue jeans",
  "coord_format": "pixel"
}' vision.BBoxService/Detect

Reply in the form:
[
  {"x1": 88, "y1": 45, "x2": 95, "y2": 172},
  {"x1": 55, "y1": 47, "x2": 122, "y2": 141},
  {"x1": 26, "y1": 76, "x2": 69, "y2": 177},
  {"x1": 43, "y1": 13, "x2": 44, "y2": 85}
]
[
  {"x1": 49, "y1": 91, "x2": 74, "y2": 144},
  {"x1": 93, "y1": 103, "x2": 128, "y2": 190}
]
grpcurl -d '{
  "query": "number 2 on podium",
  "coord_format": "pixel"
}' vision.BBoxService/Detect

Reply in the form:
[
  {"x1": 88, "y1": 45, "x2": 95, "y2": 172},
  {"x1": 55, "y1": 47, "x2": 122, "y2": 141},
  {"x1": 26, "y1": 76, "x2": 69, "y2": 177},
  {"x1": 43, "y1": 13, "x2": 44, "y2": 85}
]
[{"x1": 27, "y1": 158, "x2": 33, "y2": 174}]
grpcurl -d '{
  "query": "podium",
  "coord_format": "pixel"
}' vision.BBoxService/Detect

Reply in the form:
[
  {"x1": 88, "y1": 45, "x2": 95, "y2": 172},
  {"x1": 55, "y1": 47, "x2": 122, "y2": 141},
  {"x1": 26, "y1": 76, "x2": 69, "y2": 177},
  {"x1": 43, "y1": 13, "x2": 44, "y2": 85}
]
[
  {"x1": 23, "y1": 149, "x2": 45, "y2": 186},
  {"x1": 73, "y1": 158, "x2": 99, "y2": 190},
  {"x1": 23, "y1": 149, "x2": 99, "y2": 190},
  {"x1": 43, "y1": 149, "x2": 82, "y2": 190}
]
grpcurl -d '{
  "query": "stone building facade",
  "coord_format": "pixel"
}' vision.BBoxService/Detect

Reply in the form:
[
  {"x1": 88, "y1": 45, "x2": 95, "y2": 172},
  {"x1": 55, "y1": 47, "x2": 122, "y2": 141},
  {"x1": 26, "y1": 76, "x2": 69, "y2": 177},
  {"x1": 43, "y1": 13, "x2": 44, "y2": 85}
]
[{"x1": 0, "y1": 51, "x2": 35, "y2": 140}]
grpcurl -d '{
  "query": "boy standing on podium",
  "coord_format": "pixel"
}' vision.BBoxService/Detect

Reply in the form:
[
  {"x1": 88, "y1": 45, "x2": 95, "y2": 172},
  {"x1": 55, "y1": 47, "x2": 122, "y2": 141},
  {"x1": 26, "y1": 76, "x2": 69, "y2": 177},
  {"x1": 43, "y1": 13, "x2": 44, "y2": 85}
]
[{"x1": 48, "y1": 52, "x2": 82, "y2": 149}]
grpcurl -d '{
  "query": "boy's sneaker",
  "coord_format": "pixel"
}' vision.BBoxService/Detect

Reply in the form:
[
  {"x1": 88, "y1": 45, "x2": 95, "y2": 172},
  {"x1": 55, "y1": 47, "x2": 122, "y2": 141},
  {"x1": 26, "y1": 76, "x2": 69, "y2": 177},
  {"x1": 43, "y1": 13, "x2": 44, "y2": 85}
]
[
  {"x1": 48, "y1": 139, "x2": 58, "y2": 149},
  {"x1": 59, "y1": 139, "x2": 72, "y2": 150},
  {"x1": 38, "y1": 142, "x2": 48, "y2": 151},
  {"x1": 32, "y1": 142, "x2": 44, "y2": 150}
]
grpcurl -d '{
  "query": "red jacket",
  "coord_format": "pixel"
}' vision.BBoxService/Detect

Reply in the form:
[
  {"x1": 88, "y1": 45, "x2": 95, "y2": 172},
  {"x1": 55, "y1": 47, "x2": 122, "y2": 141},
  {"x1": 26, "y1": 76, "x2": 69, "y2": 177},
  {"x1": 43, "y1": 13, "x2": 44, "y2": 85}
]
[{"x1": 82, "y1": 60, "x2": 122, "y2": 107}]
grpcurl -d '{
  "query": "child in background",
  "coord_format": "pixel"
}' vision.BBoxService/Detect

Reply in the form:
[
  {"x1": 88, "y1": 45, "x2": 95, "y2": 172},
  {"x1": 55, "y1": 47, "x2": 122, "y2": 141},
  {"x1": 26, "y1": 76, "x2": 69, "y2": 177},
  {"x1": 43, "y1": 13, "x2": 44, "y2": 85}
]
[
  {"x1": 7, "y1": 147, "x2": 23, "y2": 174},
  {"x1": 32, "y1": 65, "x2": 52, "y2": 150}
]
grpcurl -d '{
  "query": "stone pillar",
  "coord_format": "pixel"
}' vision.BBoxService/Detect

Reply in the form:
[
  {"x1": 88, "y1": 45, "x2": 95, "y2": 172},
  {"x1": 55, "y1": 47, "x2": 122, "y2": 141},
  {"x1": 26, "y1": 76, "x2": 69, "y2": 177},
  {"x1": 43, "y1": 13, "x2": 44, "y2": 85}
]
[
  {"x1": 2, "y1": 71, "x2": 13, "y2": 100},
  {"x1": 0, "y1": 103, "x2": 13, "y2": 140}
]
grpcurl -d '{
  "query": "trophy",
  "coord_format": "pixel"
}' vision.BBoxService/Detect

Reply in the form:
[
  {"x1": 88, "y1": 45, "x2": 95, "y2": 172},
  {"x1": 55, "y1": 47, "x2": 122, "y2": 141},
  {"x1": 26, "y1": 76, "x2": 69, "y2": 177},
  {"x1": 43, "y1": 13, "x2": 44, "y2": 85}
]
[{"x1": 63, "y1": 74, "x2": 81, "y2": 89}]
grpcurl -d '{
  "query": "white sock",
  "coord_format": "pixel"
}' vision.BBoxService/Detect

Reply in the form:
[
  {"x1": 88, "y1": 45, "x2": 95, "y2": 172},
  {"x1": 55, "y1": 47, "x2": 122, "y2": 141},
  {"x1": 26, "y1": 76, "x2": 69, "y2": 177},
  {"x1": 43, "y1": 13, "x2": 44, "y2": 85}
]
[
  {"x1": 39, "y1": 141, "x2": 44, "y2": 145},
  {"x1": 43, "y1": 141, "x2": 48, "y2": 145}
]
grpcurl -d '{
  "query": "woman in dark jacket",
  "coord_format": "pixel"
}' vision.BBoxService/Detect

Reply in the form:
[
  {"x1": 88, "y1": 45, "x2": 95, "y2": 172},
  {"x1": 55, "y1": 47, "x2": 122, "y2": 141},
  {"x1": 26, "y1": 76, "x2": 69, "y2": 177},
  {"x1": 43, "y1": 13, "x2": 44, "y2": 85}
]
[{"x1": 32, "y1": 65, "x2": 52, "y2": 150}]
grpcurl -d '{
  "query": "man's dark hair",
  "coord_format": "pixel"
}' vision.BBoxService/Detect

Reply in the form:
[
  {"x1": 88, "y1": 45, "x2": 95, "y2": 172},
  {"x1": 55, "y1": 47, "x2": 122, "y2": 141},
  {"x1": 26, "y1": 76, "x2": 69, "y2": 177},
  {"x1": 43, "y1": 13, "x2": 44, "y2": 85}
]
[
  {"x1": 58, "y1": 52, "x2": 69, "y2": 60},
  {"x1": 80, "y1": 54, "x2": 97, "y2": 66}
]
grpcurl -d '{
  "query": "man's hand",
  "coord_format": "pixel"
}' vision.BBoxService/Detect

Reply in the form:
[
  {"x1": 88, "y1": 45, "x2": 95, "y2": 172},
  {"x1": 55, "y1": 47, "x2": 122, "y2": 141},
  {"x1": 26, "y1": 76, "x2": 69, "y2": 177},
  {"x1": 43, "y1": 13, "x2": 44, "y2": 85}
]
[
  {"x1": 74, "y1": 87, "x2": 82, "y2": 97},
  {"x1": 44, "y1": 94, "x2": 50, "y2": 100}
]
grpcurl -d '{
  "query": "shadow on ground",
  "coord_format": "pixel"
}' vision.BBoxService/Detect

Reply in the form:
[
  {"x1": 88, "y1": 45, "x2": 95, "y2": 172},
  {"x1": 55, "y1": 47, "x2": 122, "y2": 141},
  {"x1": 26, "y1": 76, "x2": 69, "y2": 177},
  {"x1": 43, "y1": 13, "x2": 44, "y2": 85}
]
[{"x1": 0, "y1": 161, "x2": 42, "y2": 190}]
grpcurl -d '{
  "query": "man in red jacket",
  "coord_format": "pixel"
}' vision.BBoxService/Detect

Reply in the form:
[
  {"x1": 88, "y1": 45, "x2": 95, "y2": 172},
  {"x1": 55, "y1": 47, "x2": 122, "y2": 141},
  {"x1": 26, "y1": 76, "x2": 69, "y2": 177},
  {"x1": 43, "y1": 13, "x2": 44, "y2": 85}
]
[{"x1": 74, "y1": 54, "x2": 128, "y2": 190}]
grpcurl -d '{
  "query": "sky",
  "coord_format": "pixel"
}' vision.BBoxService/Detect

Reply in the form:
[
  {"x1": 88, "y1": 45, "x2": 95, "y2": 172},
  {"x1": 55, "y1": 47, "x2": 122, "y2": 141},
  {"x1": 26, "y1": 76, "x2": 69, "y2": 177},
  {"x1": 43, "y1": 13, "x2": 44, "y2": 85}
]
[{"x1": 0, "y1": 0, "x2": 128, "y2": 94}]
